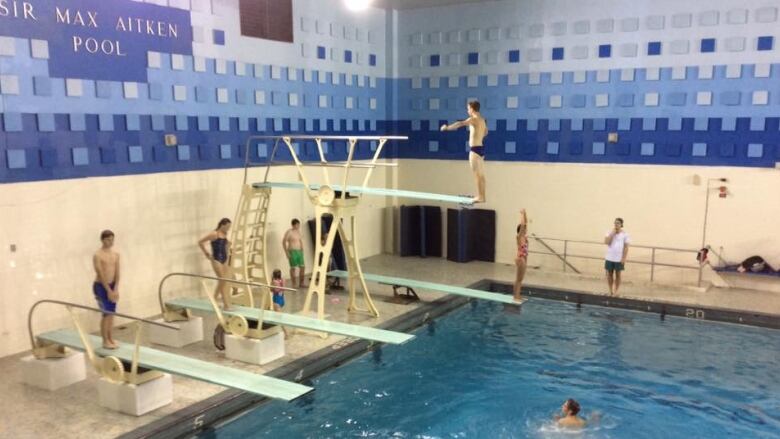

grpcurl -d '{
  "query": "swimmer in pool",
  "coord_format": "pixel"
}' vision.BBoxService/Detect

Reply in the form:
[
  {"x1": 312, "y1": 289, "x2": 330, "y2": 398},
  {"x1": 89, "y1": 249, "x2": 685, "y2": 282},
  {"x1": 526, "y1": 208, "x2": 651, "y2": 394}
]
[{"x1": 554, "y1": 399, "x2": 587, "y2": 429}]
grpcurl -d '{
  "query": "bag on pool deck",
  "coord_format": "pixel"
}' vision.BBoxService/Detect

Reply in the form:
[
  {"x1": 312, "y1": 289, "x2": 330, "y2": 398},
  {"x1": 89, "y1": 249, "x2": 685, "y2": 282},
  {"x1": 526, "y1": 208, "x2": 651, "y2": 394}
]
[
  {"x1": 738, "y1": 255, "x2": 774, "y2": 273},
  {"x1": 213, "y1": 324, "x2": 225, "y2": 350}
]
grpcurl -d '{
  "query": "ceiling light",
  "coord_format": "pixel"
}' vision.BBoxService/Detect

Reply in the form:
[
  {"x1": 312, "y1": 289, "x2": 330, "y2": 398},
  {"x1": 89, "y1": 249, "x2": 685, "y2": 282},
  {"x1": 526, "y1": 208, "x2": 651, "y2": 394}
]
[{"x1": 344, "y1": 0, "x2": 372, "y2": 12}]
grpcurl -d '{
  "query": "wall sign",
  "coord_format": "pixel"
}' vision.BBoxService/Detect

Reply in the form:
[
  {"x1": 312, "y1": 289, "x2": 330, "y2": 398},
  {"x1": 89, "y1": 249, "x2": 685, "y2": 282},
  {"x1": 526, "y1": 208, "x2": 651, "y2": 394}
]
[{"x1": 0, "y1": 0, "x2": 193, "y2": 82}]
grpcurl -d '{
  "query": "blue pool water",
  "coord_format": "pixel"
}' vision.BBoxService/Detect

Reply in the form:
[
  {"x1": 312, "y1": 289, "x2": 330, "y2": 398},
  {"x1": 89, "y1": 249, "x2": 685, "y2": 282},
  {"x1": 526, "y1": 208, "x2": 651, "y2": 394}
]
[{"x1": 203, "y1": 299, "x2": 780, "y2": 438}]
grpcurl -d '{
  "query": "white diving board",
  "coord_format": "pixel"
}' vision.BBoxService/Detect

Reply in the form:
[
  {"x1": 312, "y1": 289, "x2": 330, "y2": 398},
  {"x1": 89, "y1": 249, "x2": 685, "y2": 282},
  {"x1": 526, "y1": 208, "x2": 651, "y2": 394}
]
[
  {"x1": 166, "y1": 297, "x2": 414, "y2": 345},
  {"x1": 37, "y1": 329, "x2": 312, "y2": 401},
  {"x1": 253, "y1": 181, "x2": 474, "y2": 205},
  {"x1": 328, "y1": 270, "x2": 526, "y2": 305}
]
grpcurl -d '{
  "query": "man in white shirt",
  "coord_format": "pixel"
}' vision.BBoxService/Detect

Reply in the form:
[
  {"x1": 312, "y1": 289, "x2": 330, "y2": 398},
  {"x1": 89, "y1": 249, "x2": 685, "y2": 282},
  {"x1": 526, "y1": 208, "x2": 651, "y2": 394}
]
[{"x1": 604, "y1": 218, "x2": 630, "y2": 296}]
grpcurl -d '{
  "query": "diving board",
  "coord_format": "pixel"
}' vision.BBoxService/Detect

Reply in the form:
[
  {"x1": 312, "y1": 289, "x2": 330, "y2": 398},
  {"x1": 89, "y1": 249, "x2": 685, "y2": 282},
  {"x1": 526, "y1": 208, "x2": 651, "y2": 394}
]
[
  {"x1": 166, "y1": 297, "x2": 414, "y2": 344},
  {"x1": 253, "y1": 181, "x2": 474, "y2": 205},
  {"x1": 328, "y1": 270, "x2": 525, "y2": 305},
  {"x1": 37, "y1": 329, "x2": 312, "y2": 401}
]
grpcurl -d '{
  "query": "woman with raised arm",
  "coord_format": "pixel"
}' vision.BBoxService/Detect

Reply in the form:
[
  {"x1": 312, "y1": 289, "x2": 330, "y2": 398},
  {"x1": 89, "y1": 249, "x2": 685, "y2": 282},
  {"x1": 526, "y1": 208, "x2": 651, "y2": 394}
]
[{"x1": 514, "y1": 209, "x2": 529, "y2": 302}]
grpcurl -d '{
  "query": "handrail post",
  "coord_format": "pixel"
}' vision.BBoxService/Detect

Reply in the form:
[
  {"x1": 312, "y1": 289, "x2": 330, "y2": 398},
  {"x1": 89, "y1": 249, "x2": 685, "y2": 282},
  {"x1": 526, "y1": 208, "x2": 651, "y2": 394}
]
[
  {"x1": 563, "y1": 240, "x2": 568, "y2": 272},
  {"x1": 650, "y1": 248, "x2": 656, "y2": 282}
]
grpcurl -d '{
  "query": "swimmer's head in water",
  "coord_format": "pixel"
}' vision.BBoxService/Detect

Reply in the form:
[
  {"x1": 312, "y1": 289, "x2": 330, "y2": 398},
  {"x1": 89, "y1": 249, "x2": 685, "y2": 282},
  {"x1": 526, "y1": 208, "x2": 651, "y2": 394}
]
[
  {"x1": 467, "y1": 100, "x2": 480, "y2": 115},
  {"x1": 563, "y1": 399, "x2": 581, "y2": 415}
]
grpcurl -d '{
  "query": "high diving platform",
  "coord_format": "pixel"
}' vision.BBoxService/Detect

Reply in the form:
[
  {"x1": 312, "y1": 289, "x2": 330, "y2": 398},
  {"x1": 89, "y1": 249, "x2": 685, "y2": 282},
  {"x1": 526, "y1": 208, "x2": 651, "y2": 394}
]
[
  {"x1": 328, "y1": 271, "x2": 525, "y2": 305},
  {"x1": 233, "y1": 133, "x2": 486, "y2": 335}
]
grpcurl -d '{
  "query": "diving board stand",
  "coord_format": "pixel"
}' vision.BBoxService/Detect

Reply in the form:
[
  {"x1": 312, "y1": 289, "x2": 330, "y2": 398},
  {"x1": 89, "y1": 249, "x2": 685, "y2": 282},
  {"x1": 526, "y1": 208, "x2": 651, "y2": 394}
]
[
  {"x1": 328, "y1": 270, "x2": 526, "y2": 306},
  {"x1": 28, "y1": 301, "x2": 311, "y2": 416},
  {"x1": 240, "y1": 134, "x2": 474, "y2": 336}
]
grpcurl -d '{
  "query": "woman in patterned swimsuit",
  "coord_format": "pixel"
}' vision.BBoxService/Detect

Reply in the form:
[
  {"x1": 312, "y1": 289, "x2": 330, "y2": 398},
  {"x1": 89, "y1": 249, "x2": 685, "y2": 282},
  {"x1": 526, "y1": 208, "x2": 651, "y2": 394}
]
[{"x1": 514, "y1": 209, "x2": 528, "y2": 302}]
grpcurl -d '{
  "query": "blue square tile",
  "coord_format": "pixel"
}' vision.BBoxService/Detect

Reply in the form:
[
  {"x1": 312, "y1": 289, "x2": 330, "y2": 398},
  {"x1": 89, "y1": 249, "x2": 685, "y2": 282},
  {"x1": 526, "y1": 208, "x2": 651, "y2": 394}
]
[
  {"x1": 700, "y1": 38, "x2": 716, "y2": 53},
  {"x1": 175, "y1": 115, "x2": 188, "y2": 130},
  {"x1": 153, "y1": 146, "x2": 169, "y2": 162},
  {"x1": 98, "y1": 114, "x2": 114, "y2": 131},
  {"x1": 552, "y1": 47, "x2": 564, "y2": 60},
  {"x1": 618, "y1": 118, "x2": 631, "y2": 130},
  {"x1": 593, "y1": 118, "x2": 606, "y2": 130},
  {"x1": 640, "y1": 143, "x2": 655, "y2": 156},
  {"x1": 72, "y1": 147, "x2": 89, "y2": 166},
  {"x1": 592, "y1": 142, "x2": 605, "y2": 155},
  {"x1": 747, "y1": 143, "x2": 763, "y2": 158},
  {"x1": 40, "y1": 148, "x2": 57, "y2": 168},
  {"x1": 369, "y1": 54, "x2": 377, "y2": 66},
  {"x1": 525, "y1": 96, "x2": 542, "y2": 109},
  {"x1": 219, "y1": 116, "x2": 230, "y2": 131},
  {"x1": 430, "y1": 54, "x2": 440, "y2": 67},
  {"x1": 647, "y1": 41, "x2": 661, "y2": 55},
  {"x1": 508, "y1": 49, "x2": 520, "y2": 63},
  {"x1": 235, "y1": 89, "x2": 248, "y2": 105},
  {"x1": 37, "y1": 113, "x2": 55, "y2": 132},
  {"x1": 505, "y1": 141, "x2": 516, "y2": 153},
  {"x1": 692, "y1": 143, "x2": 708, "y2": 157},
  {"x1": 151, "y1": 115, "x2": 165, "y2": 131},
  {"x1": 667, "y1": 92, "x2": 687, "y2": 106},
  {"x1": 317, "y1": 46, "x2": 326, "y2": 59},
  {"x1": 220, "y1": 144, "x2": 232, "y2": 159},
  {"x1": 148, "y1": 83, "x2": 163, "y2": 101},
  {"x1": 750, "y1": 117, "x2": 766, "y2": 131},
  {"x1": 6, "y1": 149, "x2": 26, "y2": 169},
  {"x1": 546, "y1": 142, "x2": 559, "y2": 155},
  {"x1": 238, "y1": 117, "x2": 249, "y2": 131},
  {"x1": 598, "y1": 44, "x2": 612, "y2": 58},
  {"x1": 128, "y1": 146, "x2": 143, "y2": 163},
  {"x1": 758, "y1": 36, "x2": 774, "y2": 51},
  {"x1": 33, "y1": 76, "x2": 52, "y2": 96},
  {"x1": 719, "y1": 144, "x2": 735, "y2": 157},
  {"x1": 527, "y1": 119, "x2": 539, "y2": 130},
  {"x1": 721, "y1": 91, "x2": 741, "y2": 106},
  {"x1": 721, "y1": 117, "x2": 737, "y2": 131},
  {"x1": 67, "y1": 113, "x2": 85, "y2": 131},
  {"x1": 571, "y1": 118, "x2": 584, "y2": 131},
  {"x1": 96, "y1": 81, "x2": 112, "y2": 98},
  {"x1": 571, "y1": 94, "x2": 587, "y2": 108},
  {"x1": 344, "y1": 50, "x2": 353, "y2": 63},
  {"x1": 100, "y1": 147, "x2": 116, "y2": 164},
  {"x1": 617, "y1": 94, "x2": 635, "y2": 107},
  {"x1": 3, "y1": 113, "x2": 23, "y2": 132},
  {"x1": 213, "y1": 29, "x2": 225, "y2": 45},
  {"x1": 467, "y1": 52, "x2": 479, "y2": 65},
  {"x1": 256, "y1": 143, "x2": 268, "y2": 158},
  {"x1": 549, "y1": 119, "x2": 561, "y2": 131},
  {"x1": 428, "y1": 140, "x2": 439, "y2": 152},
  {"x1": 642, "y1": 118, "x2": 656, "y2": 130},
  {"x1": 177, "y1": 144, "x2": 190, "y2": 161},
  {"x1": 198, "y1": 116, "x2": 210, "y2": 131},
  {"x1": 195, "y1": 86, "x2": 209, "y2": 103},
  {"x1": 125, "y1": 114, "x2": 140, "y2": 131},
  {"x1": 668, "y1": 117, "x2": 683, "y2": 131},
  {"x1": 694, "y1": 118, "x2": 709, "y2": 131}
]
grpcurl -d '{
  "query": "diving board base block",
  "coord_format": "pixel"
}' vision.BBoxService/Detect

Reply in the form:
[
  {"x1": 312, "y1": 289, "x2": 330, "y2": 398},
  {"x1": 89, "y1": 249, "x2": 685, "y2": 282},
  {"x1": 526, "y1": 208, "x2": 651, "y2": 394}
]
[
  {"x1": 148, "y1": 316, "x2": 204, "y2": 348},
  {"x1": 21, "y1": 351, "x2": 86, "y2": 391},
  {"x1": 97, "y1": 373, "x2": 173, "y2": 416},
  {"x1": 225, "y1": 333, "x2": 284, "y2": 365}
]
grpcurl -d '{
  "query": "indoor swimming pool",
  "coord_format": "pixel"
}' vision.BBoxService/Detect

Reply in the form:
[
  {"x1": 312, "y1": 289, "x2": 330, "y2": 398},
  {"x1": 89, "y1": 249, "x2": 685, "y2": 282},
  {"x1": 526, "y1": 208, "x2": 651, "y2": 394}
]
[{"x1": 198, "y1": 297, "x2": 780, "y2": 438}]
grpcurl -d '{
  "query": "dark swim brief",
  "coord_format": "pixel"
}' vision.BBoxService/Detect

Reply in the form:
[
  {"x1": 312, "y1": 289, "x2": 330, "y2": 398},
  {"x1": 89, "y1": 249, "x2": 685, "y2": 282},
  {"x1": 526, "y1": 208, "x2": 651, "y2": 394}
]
[
  {"x1": 470, "y1": 146, "x2": 485, "y2": 157},
  {"x1": 93, "y1": 282, "x2": 117, "y2": 315},
  {"x1": 273, "y1": 293, "x2": 285, "y2": 308}
]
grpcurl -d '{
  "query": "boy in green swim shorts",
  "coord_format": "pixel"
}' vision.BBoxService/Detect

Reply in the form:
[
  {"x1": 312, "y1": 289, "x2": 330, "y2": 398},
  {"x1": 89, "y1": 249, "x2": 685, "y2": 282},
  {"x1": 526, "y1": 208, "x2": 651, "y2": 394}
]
[{"x1": 283, "y1": 218, "x2": 306, "y2": 287}]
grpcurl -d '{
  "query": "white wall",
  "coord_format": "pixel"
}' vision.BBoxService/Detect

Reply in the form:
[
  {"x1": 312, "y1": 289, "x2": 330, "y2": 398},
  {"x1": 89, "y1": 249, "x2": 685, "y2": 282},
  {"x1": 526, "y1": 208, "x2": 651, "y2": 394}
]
[
  {"x1": 0, "y1": 163, "x2": 392, "y2": 357},
  {"x1": 395, "y1": 159, "x2": 780, "y2": 285}
]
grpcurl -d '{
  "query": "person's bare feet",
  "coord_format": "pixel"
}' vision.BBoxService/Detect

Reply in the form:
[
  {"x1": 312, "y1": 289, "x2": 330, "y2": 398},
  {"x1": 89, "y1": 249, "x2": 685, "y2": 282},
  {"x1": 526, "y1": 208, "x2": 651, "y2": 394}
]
[
  {"x1": 103, "y1": 341, "x2": 119, "y2": 349},
  {"x1": 513, "y1": 295, "x2": 524, "y2": 302},
  {"x1": 472, "y1": 196, "x2": 485, "y2": 203}
]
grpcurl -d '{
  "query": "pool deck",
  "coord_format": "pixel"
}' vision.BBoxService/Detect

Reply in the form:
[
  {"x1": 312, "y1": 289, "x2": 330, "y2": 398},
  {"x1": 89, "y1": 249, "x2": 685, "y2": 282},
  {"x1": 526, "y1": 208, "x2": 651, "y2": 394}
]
[{"x1": 2, "y1": 254, "x2": 777, "y2": 439}]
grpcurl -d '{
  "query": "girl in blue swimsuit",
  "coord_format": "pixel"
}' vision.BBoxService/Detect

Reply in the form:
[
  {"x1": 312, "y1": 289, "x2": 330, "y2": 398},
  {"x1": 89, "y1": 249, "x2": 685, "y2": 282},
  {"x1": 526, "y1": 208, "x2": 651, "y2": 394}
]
[{"x1": 198, "y1": 218, "x2": 232, "y2": 309}]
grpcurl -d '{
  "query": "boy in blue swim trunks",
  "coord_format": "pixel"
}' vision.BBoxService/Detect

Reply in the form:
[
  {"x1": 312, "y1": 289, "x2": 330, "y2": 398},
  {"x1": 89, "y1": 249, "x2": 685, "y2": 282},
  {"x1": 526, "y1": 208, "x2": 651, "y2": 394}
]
[
  {"x1": 271, "y1": 269, "x2": 289, "y2": 337},
  {"x1": 93, "y1": 230, "x2": 120, "y2": 349}
]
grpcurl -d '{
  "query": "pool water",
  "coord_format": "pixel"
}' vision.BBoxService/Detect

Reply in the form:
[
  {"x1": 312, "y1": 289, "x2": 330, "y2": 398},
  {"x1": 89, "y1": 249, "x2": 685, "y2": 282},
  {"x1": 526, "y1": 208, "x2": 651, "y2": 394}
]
[{"x1": 202, "y1": 299, "x2": 780, "y2": 438}]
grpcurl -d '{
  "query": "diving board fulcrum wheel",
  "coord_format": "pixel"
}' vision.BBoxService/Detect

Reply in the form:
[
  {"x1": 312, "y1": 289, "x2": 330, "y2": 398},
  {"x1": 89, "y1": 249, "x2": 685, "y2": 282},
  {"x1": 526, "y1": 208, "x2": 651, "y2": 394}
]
[
  {"x1": 226, "y1": 314, "x2": 250, "y2": 337},
  {"x1": 101, "y1": 356, "x2": 125, "y2": 383}
]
